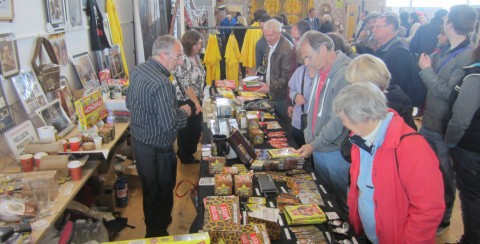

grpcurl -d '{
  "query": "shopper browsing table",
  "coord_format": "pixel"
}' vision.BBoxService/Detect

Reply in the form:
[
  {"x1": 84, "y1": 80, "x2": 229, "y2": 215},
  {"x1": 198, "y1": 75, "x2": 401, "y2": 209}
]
[{"x1": 126, "y1": 35, "x2": 191, "y2": 237}]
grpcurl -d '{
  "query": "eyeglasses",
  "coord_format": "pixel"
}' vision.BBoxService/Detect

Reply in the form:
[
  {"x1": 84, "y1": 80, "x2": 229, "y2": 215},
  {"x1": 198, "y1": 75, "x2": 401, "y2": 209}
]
[
  {"x1": 374, "y1": 24, "x2": 389, "y2": 29},
  {"x1": 168, "y1": 54, "x2": 186, "y2": 60}
]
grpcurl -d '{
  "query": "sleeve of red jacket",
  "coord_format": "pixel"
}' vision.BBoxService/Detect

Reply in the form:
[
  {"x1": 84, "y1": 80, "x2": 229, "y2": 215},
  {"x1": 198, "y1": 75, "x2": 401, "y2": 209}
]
[{"x1": 397, "y1": 135, "x2": 445, "y2": 243}]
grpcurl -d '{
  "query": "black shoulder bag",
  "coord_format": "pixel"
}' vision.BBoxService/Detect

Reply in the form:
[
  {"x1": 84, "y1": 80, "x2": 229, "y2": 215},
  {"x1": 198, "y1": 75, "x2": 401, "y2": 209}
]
[{"x1": 175, "y1": 75, "x2": 196, "y2": 110}]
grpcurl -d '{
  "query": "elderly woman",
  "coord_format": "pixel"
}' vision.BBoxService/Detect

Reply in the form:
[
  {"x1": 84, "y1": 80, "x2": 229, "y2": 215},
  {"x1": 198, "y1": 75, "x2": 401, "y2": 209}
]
[
  {"x1": 174, "y1": 30, "x2": 205, "y2": 164},
  {"x1": 333, "y1": 82, "x2": 444, "y2": 243},
  {"x1": 345, "y1": 54, "x2": 416, "y2": 130},
  {"x1": 319, "y1": 14, "x2": 334, "y2": 33}
]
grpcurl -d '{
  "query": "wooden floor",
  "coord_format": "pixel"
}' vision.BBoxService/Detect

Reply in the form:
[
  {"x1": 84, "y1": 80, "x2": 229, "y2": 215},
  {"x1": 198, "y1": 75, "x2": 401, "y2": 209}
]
[{"x1": 112, "y1": 140, "x2": 466, "y2": 243}]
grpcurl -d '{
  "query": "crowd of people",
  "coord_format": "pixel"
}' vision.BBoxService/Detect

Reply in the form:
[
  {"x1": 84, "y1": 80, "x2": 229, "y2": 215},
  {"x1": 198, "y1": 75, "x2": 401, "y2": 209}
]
[{"x1": 126, "y1": 5, "x2": 480, "y2": 244}]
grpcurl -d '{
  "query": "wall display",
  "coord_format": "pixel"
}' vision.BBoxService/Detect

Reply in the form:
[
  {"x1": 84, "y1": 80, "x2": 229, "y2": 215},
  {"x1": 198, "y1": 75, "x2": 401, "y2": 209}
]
[
  {"x1": 5, "y1": 120, "x2": 39, "y2": 161},
  {"x1": 67, "y1": 0, "x2": 83, "y2": 30},
  {"x1": 45, "y1": 0, "x2": 66, "y2": 32},
  {"x1": 57, "y1": 76, "x2": 76, "y2": 119},
  {"x1": 48, "y1": 34, "x2": 69, "y2": 66},
  {"x1": 71, "y1": 52, "x2": 100, "y2": 94},
  {"x1": 0, "y1": 76, "x2": 14, "y2": 134},
  {"x1": 10, "y1": 71, "x2": 49, "y2": 117},
  {"x1": 36, "y1": 99, "x2": 74, "y2": 137},
  {"x1": 0, "y1": 33, "x2": 20, "y2": 78},
  {"x1": 106, "y1": 45, "x2": 124, "y2": 79},
  {"x1": 0, "y1": 0, "x2": 14, "y2": 21}
]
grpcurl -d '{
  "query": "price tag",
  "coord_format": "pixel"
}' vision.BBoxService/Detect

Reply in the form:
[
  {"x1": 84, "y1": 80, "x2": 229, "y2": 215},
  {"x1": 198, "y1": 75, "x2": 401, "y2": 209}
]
[
  {"x1": 242, "y1": 211, "x2": 247, "y2": 225},
  {"x1": 352, "y1": 237, "x2": 359, "y2": 244},
  {"x1": 284, "y1": 228, "x2": 291, "y2": 240},
  {"x1": 311, "y1": 172, "x2": 317, "y2": 180},
  {"x1": 319, "y1": 184, "x2": 327, "y2": 194},
  {"x1": 327, "y1": 201, "x2": 333, "y2": 208},
  {"x1": 280, "y1": 186, "x2": 287, "y2": 194},
  {"x1": 64, "y1": 183, "x2": 73, "y2": 195},
  {"x1": 325, "y1": 231, "x2": 332, "y2": 242},
  {"x1": 325, "y1": 212, "x2": 340, "y2": 220},
  {"x1": 255, "y1": 187, "x2": 260, "y2": 196},
  {"x1": 269, "y1": 201, "x2": 275, "y2": 208},
  {"x1": 278, "y1": 214, "x2": 284, "y2": 226}
]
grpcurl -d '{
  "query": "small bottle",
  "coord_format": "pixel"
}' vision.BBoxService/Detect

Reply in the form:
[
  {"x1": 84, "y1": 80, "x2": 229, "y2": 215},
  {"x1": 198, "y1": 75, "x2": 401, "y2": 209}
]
[{"x1": 115, "y1": 174, "x2": 128, "y2": 208}]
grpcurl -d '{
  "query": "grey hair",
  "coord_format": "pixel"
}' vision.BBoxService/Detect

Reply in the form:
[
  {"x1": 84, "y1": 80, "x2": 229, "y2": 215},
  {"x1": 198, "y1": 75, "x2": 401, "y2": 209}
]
[
  {"x1": 263, "y1": 19, "x2": 283, "y2": 33},
  {"x1": 333, "y1": 82, "x2": 388, "y2": 124},
  {"x1": 152, "y1": 35, "x2": 178, "y2": 56},
  {"x1": 297, "y1": 30, "x2": 335, "y2": 51}
]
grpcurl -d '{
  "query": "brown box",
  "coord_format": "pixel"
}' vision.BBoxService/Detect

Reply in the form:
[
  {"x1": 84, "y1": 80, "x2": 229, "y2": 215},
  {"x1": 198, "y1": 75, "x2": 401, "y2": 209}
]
[
  {"x1": 239, "y1": 224, "x2": 270, "y2": 244},
  {"x1": 203, "y1": 196, "x2": 240, "y2": 243},
  {"x1": 208, "y1": 156, "x2": 226, "y2": 175},
  {"x1": 25, "y1": 141, "x2": 63, "y2": 154},
  {"x1": 214, "y1": 174, "x2": 232, "y2": 196},
  {"x1": 234, "y1": 174, "x2": 252, "y2": 197},
  {"x1": 39, "y1": 155, "x2": 69, "y2": 175},
  {"x1": 247, "y1": 215, "x2": 281, "y2": 241}
]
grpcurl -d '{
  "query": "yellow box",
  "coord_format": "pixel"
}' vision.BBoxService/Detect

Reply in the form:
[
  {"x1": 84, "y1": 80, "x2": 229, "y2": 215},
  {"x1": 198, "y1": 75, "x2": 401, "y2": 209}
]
[{"x1": 104, "y1": 232, "x2": 210, "y2": 244}]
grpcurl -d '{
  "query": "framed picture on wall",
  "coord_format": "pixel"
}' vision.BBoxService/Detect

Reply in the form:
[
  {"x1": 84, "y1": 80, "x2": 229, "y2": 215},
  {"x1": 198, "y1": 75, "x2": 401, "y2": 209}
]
[
  {"x1": 45, "y1": 0, "x2": 66, "y2": 32},
  {"x1": 0, "y1": 0, "x2": 14, "y2": 21},
  {"x1": 71, "y1": 52, "x2": 100, "y2": 95},
  {"x1": 66, "y1": 0, "x2": 83, "y2": 30},
  {"x1": 0, "y1": 33, "x2": 20, "y2": 78},
  {"x1": 107, "y1": 45, "x2": 125, "y2": 79},
  {"x1": 0, "y1": 75, "x2": 14, "y2": 134},
  {"x1": 10, "y1": 70, "x2": 49, "y2": 117}
]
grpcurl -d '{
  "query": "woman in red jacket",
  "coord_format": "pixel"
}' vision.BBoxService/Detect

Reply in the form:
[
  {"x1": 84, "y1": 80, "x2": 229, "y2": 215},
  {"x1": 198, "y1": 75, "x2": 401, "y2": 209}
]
[{"x1": 333, "y1": 82, "x2": 445, "y2": 243}]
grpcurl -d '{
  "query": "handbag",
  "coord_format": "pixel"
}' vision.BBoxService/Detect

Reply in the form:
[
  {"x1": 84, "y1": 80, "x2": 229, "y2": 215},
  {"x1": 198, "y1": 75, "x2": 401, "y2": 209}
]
[
  {"x1": 174, "y1": 75, "x2": 196, "y2": 110},
  {"x1": 31, "y1": 37, "x2": 60, "y2": 93}
]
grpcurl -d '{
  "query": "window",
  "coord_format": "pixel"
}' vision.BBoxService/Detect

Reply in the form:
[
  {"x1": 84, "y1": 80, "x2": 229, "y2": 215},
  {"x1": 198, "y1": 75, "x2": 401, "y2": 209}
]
[{"x1": 386, "y1": 0, "x2": 411, "y2": 7}]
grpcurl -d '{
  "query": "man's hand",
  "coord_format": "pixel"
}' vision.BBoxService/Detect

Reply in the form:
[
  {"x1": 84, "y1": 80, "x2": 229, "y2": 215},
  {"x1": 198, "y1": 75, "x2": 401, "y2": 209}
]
[
  {"x1": 180, "y1": 104, "x2": 192, "y2": 117},
  {"x1": 194, "y1": 102, "x2": 202, "y2": 115},
  {"x1": 287, "y1": 106, "x2": 294, "y2": 118},
  {"x1": 294, "y1": 94, "x2": 306, "y2": 105},
  {"x1": 255, "y1": 82, "x2": 270, "y2": 93},
  {"x1": 418, "y1": 53, "x2": 432, "y2": 70},
  {"x1": 295, "y1": 144, "x2": 314, "y2": 158}
]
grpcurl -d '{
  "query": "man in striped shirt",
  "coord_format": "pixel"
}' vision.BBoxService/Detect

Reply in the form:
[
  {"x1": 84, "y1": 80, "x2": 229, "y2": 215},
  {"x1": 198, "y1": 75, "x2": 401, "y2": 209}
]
[{"x1": 126, "y1": 35, "x2": 191, "y2": 237}]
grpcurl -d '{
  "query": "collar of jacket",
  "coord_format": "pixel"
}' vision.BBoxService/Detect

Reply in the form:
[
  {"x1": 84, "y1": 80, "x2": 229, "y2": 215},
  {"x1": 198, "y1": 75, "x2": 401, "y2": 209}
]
[
  {"x1": 377, "y1": 36, "x2": 403, "y2": 52},
  {"x1": 447, "y1": 38, "x2": 471, "y2": 55},
  {"x1": 369, "y1": 109, "x2": 415, "y2": 150}
]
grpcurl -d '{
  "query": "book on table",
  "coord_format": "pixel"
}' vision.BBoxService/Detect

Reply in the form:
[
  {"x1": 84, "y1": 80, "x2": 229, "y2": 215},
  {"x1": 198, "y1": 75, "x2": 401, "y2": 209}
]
[{"x1": 284, "y1": 204, "x2": 327, "y2": 225}]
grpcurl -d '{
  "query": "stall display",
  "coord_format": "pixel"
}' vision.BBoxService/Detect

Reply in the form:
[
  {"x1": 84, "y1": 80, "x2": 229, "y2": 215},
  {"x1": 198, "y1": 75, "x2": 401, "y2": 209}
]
[
  {"x1": 0, "y1": 33, "x2": 20, "y2": 78},
  {"x1": 71, "y1": 52, "x2": 101, "y2": 94},
  {"x1": 36, "y1": 99, "x2": 74, "y2": 137},
  {"x1": 11, "y1": 71, "x2": 48, "y2": 117},
  {"x1": 0, "y1": 76, "x2": 14, "y2": 134},
  {"x1": 74, "y1": 90, "x2": 108, "y2": 130}
]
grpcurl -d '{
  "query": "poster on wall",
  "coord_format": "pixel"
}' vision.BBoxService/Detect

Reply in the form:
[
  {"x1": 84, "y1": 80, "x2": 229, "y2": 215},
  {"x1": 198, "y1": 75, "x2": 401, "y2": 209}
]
[
  {"x1": 10, "y1": 71, "x2": 49, "y2": 117},
  {"x1": 106, "y1": 45, "x2": 125, "y2": 79},
  {"x1": 0, "y1": 0, "x2": 14, "y2": 21},
  {"x1": 0, "y1": 75, "x2": 14, "y2": 134},
  {"x1": 71, "y1": 52, "x2": 100, "y2": 95},
  {"x1": 67, "y1": 0, "x2": 83, "y2": 30},
  {"x1": 45, "y1": 0, "x2": 66, "y2": 32},
  {"x1": 138, "y1": 0, "x2": 172, "y2": 59},
  {"x1": 5, "y1": 120, "x2": 39, "y2": 161},
  {"x1": 0, "y1": 33, "x2": 20, "y2": 78},
  {"x1": 48, "y1": 34, "x2": 69, "y2": 66}
]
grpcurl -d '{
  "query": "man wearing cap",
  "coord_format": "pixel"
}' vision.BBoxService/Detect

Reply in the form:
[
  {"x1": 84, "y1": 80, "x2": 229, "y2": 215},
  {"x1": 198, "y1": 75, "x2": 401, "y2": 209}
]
[{"x1": 354, "y1": 12, "x2": 380, "y2": 54}]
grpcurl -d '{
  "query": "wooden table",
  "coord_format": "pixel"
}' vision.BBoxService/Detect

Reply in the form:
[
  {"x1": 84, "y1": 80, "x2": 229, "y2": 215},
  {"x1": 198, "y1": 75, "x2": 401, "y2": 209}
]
[
  {"x1": 31, "y1": 160, "x2": 100, "y2": 242},
  {"x1": 60, "y1": 122, "x2": 130, "y2": 159}
]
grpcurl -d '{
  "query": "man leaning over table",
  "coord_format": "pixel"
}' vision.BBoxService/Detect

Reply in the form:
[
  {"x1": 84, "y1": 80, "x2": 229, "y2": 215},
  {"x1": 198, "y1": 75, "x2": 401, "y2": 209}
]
[
  {"x1": 294, "y1": 30, "x2": 351, "y2": 217},
  {"x1": 126, "y1": 35, "x2": 192, "y2": 238}
]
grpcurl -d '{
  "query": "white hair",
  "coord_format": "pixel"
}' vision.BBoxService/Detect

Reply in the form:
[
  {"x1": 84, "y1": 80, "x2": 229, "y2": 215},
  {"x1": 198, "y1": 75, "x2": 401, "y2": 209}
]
[{"x1": 263, "y1": 19, "x2": 283, "y2": 33}]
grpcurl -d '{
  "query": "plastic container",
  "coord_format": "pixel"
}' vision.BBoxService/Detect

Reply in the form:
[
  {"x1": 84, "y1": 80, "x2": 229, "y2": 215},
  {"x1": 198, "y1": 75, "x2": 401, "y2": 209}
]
[{"x1": 115, "y1": 174, "x2": 128, "y2": 208}]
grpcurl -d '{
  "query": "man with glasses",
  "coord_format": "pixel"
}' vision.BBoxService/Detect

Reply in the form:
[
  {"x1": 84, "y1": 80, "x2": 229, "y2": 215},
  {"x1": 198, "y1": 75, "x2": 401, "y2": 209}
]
[
  {"x1": 295, "y1": 30, "x2": 351, "y2": 217},
  {"x1": 126, "y1": 35, "x2": 191, "y2": 237},
  {"x1": 373, "y1": 14, "x2": 417, "y2": 104}
]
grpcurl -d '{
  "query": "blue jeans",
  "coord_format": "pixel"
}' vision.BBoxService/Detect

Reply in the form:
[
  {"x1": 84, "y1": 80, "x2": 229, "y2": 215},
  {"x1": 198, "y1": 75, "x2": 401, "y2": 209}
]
[
  {"x1": 420, "y1": 127, "x2": 455, "y2": 225},
  {"x1": 451, "y1": 147, "x2": 480, "y2": 244},
  {"x1": 313, "y1": 150, "x2": 350, "y2": 217}
]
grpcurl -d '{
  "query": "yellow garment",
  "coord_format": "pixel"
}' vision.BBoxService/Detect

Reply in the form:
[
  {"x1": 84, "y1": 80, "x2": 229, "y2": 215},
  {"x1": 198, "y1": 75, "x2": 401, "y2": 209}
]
[
  {"x1": 240, "y1": 22, "x2": 263, "y2": 68},
  {"x1": 106, "y1": 0, "x2": 130, "y2": 80},
  {"x1": 204, "y1": 34, "x2": 221, "y2": 85},
  {"x1": 224, "y1": 34, "x2": 242, "y2": 85}
]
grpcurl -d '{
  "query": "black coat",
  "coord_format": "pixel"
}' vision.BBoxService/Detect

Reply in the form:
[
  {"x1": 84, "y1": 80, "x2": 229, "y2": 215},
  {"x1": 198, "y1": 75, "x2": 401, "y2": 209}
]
[
  {"x1": 320, "y1": 22, "x2": 334, "y2": 34},
  {"x1": 409, "y1": 18, "x2": 444, "y2": 55},
  {"x1": 386, "y1": 85, "x2": 417, "y2": 130}
]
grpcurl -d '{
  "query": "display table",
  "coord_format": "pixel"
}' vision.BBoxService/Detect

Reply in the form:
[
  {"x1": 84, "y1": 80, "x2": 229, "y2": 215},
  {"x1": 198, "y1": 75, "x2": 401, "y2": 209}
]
[
  {"x1": 32, "y1": 159, "x2": 100, "y2": 242},
  {"x1": 189, "y1": 120, "x2": 354, "y2": 243},
  {"x1": 60, "y1": 122, "x2": 130, "y2": 159}
]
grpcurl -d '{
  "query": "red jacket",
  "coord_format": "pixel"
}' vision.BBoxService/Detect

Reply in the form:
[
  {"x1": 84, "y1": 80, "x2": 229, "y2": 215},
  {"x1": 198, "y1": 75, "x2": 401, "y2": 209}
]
[{"x1": 348, "y1": 111, "x2": 445, "y2": 243}]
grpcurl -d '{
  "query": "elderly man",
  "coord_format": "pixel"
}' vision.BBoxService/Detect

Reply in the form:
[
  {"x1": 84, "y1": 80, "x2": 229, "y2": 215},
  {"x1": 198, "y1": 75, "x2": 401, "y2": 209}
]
[
  {"x1": 294, "y1": 30, "x2": 351, "y2": 216},
  {"x1": 287, "y1": 19, "x2": 313, "y2": 146},
  {"x1": 333, "y1": 82, "x2": 444, "y2": 243},
  {"x1": 126, "y1": 35, "x2": 191, "y2": 237},
  {"x1": 256, "y1": 19, "x2": 296, "y2": 124},
  {"x1": 354, "y1": 12, "x2": 380, "y2": 54}
]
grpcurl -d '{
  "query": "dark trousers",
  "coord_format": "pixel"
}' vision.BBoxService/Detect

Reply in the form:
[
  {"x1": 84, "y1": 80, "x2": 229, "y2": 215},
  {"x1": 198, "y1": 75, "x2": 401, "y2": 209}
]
[
  {"x1": 132, "y1": 137, "x2": 177, "y2": 238},
  {"x1": 291, "y1": 126, "x2": 306, "y2": 148},
  {"x1": 451, "y1": 147, "x2": 480, "y2": 244},
  {"x1": 177, "y1": 111, "x2": 202, "y2": 163}
]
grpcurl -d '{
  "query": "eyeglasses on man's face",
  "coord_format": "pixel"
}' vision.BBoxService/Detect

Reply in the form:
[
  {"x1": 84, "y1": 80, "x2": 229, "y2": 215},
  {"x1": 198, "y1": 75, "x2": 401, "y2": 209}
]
[{"x1": 168, "y1": 54, "x2": 186, "y2": 60}]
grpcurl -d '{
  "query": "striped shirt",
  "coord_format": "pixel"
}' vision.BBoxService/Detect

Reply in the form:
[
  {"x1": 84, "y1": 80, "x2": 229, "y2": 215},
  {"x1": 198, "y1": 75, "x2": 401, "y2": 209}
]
[{"x1": 126, "y1": 57, "x2": 188, "y2": 147}]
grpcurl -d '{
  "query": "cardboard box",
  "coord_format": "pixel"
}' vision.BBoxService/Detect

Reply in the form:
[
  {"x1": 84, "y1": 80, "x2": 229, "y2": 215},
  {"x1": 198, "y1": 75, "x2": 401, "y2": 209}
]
[
  {"x1": 104, "y1": 232, "x2": 210, "y2": 243},
  {"x1": 208, "y1": 157, "x2": 226, "y2": 175},
  {"x1": 25, "y1": 141, "x2": 63, "y2": 155},
  {"x1": 214, "y1": 174, "x2": 232, "y2": 196},
  {"x1": 234, "y1": 174, "x2": 252, "y2": 198},
  {"x1": 203, "y1": 196, "x2": 240, "y2": 243},
  {"x1": 39, "y1": 155, "x2": 69, "y2": 175}
]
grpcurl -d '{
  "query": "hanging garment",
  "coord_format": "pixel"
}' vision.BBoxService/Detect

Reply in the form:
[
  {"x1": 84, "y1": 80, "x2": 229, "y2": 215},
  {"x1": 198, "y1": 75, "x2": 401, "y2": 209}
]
[
  {"x1": 86, "y1": 0, "x2": 111, "y2": 51},
  {"x1": 106, "y1": 0, "x2": 129, "y2": 78},
  {"x1": 240, "y1": 22, "x2": 263, "y2": 68},
  {"x1": 204, "y1": 34, "x2": 221, "y2": 85},
  {"x1": 224, "y1": 34, "x2": 242, "y2": 84}
]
